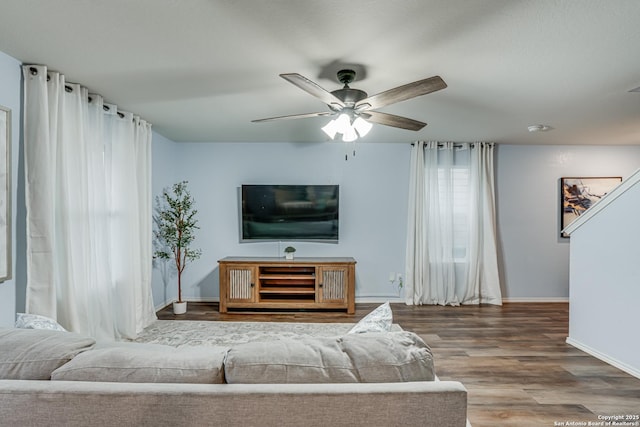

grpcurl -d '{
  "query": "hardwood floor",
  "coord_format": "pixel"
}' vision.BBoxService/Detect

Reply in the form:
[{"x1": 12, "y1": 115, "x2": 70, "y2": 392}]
[{"x1": 157, "y1": 302, "x2": 640, "y2": 427}]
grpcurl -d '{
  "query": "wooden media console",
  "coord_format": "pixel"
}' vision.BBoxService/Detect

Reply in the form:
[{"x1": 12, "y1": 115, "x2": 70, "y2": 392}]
[{"x1": 218, "y1": 257, "x2": 356, "y2": 314}]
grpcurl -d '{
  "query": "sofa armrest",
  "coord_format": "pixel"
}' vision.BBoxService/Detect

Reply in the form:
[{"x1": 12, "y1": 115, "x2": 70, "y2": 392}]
[{"x1": 0, "y1": 380, "x2": 467, "y2": 427}]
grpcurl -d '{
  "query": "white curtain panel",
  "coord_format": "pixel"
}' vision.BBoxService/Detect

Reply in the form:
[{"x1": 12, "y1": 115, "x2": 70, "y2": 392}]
[
  {"x1": 405, "y1": 141, "x2": 502, "y2": 306},
  {"x1": 22, "y1": 65, "x2": 157, "y2": 339},
  {"x1": 464, "y1": 142, "x2": 502, "y2": 305},
  {"x1": 404, "y1": 141, "x2": 426, "y2": 305}
]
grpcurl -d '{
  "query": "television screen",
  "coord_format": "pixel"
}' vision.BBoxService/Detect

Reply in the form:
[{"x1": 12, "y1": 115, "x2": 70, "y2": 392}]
[{"x1": 241, "y1": 185, "x2": 339, "y2": 242}]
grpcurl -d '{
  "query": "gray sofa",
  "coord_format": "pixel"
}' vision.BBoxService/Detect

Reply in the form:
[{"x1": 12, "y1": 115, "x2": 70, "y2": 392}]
[{"x1": 0, "y1": 327, "x2": 467, "y2": 427}]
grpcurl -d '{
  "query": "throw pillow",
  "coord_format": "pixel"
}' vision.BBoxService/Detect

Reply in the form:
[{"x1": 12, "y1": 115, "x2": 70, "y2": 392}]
[
  {"x1": 225, "y1": 335, "x2": 356, "y2": 384},
  {"x1": 347, "y1": 301, "x2": 393, "y2": 334},
  {"x1": 51, "y1": 346, "x2": 228, "y2": 384},
  {"x1": 341, "y1": 331, "x2": 435, "y2": 382},
  {"x1": 224, "y1": 331, "x2": 434, "y2": 384},
  {"x1": 0, "y1": 328, "x2": 95, "y2": 380},
  {"x1": 15, "y1": 313, "x2": 67, "y2": 332}
]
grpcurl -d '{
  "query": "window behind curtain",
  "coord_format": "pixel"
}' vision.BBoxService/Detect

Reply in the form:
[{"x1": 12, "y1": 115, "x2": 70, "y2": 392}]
[{"x1": 437, "y1": 147, "x2": 471, "y2": 262}]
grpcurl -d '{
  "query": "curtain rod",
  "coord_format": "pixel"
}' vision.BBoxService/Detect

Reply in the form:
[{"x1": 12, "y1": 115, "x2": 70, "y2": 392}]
[
  {"x1": 410, "y1": 142, "x2": 468, "y2": 148},
  {"x1": 29, "y1": 66, "x2": 129, "y2": 120}
]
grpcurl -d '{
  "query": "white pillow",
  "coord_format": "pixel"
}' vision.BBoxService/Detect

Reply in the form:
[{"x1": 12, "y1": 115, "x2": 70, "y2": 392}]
[
  {"x1": 347, "y1": 302, "x2": 393, "y2": 334},
  {"x1": 15, "y1": 313, "x2": 67, "y2": 332}
]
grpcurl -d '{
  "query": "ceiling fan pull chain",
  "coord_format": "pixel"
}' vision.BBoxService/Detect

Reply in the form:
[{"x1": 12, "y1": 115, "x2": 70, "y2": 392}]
[{"x1": 343, "y1": 141, "x2": 357, "y2": 161}]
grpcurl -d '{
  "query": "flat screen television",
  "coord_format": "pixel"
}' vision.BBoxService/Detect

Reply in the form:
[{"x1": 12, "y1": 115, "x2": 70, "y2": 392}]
[{"x1": 240, "y1": 184, "x2": 339, "y2": 242}]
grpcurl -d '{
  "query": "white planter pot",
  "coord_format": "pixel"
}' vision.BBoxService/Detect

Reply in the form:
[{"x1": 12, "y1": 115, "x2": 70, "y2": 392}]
[
  {"x1": 173, "y1": 301, "x2": 187, "y2": 315},
  {"x1": 285, "y1": 253, "x2": 294, "y2": 260}
]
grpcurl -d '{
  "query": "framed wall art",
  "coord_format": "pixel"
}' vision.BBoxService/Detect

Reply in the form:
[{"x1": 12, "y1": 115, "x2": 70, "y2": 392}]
[
  {"x1": 0, "y1": 105, "x2": 10, "y2": 281},
  {"x1": 560, "y1": 176, "x2": 622, "y2": 237}
]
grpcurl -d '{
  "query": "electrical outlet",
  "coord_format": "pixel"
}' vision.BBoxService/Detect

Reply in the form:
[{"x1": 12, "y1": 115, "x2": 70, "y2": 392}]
[{"x1": 388, "y1": 272, "x2": 396, "y2": 282}]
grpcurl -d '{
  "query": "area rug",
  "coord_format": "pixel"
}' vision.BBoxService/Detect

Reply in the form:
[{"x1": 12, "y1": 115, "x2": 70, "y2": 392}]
[{"x1": 128, "y1": 320, "x2": 401, "y2": 348}]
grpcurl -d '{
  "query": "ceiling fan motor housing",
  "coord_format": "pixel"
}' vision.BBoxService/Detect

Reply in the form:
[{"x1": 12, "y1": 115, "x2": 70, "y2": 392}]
[
  {"x1": 337, "y1": 69, "x2": 356, "y2": 85},
  {"x1": 331, "y1": 88, "x2": 368, "y2": 107},
  {"x1": 331, "y1": 69, "x2": 367, "y2": 107}
]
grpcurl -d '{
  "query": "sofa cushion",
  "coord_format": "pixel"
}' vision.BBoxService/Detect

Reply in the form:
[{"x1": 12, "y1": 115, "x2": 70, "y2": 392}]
[
  {"x1": 0, "y1": 328, "x2": 95, "y2": 380},
  {"x1": 224, "y1": 331, "x2": 434, "y2": 384},
  {"x1": 51, "y1": 346, "x2": 228, "y2": 384},
  {"x1": 342, "y1": 332, "x2": 434, "y2": 382}
]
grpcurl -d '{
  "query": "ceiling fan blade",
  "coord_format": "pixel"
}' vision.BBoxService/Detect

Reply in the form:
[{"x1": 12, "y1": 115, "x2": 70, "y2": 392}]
[
  {"x1": 356, "y1": 76, "x2": 447, "y2": 110},
  {"x1": 361, "y1": 111, "x2": 426, "y2": 131},
  {"x1": 252, "y1": 111, "x2": 334, "y2": 123},
  {"x1": 280, "y1": 73, "x2": 345, "y2": 109}
]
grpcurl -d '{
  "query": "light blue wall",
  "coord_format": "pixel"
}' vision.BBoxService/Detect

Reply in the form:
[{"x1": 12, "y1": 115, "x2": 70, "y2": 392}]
[
  {"x1": 151, "y1": 140, "x2": 640, "y2": 306},
  {"x1": 567, "y1": 175, "x2": 640, "y2": 377},
  {"x1": 0, "y1": 51, "x2": 21, "y2": 326},
  {"x1": 496, "y1": 144, "x2": 640, "y2": 300},
  {"x1": 150, "y1": 141, "x2": 410, "y2": 308}
]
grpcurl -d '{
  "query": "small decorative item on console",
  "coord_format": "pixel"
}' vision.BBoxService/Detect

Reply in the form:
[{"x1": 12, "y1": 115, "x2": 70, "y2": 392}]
[{"x1": 284, "y1": 246, "x2": 296, "y2": 260}]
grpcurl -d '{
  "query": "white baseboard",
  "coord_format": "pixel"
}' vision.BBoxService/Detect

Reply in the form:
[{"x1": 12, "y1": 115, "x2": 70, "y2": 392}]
[
  {"x1": 183, "y1": 297, "x2": 219, "y2": 302},
  {"x1": 155, "y1": 301, "x2": 170, "y2": 311},
  {"x1": 356, "y1": 296, "x2": 403, "y2": 303},
  {"x1": 501, "y1": 297, "x2": 569, "y2": 303},
  {"x1": 155, "y1": 297, "x2": 219, "y2": 311},
  {"x1": 156, "y1": 296, "x2": 568, "y2": 311},
  {"x1": 566, "y1": 337, "x2": 640, "y2": 380},
  {"x1": 156, "y1": 296, "x2": 406, "y2": 311},
  {"x1": 361, "y1": 297, "x2": 570, "y2": 304}
]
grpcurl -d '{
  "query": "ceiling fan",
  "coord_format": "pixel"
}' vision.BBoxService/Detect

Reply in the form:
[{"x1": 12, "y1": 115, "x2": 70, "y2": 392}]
[{"x1": 252, "y1": 69, "x2": 447, "y2": 141}]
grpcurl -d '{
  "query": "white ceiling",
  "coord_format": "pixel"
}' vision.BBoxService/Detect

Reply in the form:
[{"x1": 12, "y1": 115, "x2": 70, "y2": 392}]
[{"x1": 1, "y1": 0, "x2": 640, "y2": 145}]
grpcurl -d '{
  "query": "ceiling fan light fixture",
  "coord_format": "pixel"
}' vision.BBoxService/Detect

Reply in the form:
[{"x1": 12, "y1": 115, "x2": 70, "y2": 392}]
[
  {"x1": 353, "y1": 117, "x2": 372, "y2": 137},
  {"x1": 323, "y1": 113, "x2": 372, "y2": 141},
  {"x1": 334, "y1": 113, "x2": 352, "y2": 134},
  {"x1": 342, "y1": 126, "x2": 358, "y2": 142},
  {"x1": 321, "y1": 119, "x2": 338, "y2": 139}
]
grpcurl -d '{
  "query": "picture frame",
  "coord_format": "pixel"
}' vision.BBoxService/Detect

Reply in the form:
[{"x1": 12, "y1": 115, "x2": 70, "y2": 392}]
[
  {"x1": 0, "y1": 105, "x2": 10, "y2": 281},
  {"x1": 560, "y1": 176, "x2": 622, "y2": 237}
]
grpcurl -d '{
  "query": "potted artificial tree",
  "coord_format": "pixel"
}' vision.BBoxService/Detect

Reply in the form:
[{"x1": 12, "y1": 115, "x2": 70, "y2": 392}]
[
  {"x1": 154, "y1": 181, "x2": 202, "y2": 314},
  {"x1": 284, "y1": 246, "x2": 296, "y2": 260}
]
